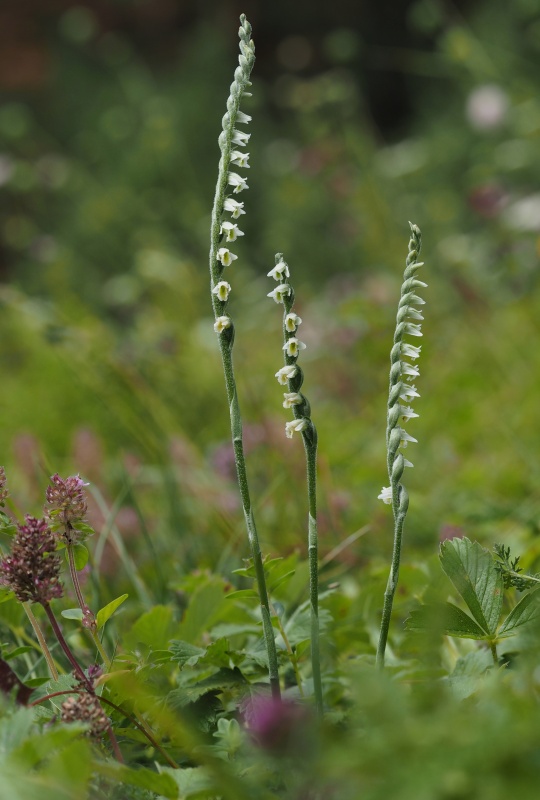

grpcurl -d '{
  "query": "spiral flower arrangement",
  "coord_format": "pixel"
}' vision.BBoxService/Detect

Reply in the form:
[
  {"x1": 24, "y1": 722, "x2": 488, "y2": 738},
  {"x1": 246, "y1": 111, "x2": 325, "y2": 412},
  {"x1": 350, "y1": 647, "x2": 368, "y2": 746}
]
[
  {"x1": 377, "y1": 223, "x2": 427, "y2": 667},
  {"x1": 208, "y1": 15, "x2": 281, "y2": 699},
  {"x1": 268, "y1": 253, "x2": 323, "y2": 715}
]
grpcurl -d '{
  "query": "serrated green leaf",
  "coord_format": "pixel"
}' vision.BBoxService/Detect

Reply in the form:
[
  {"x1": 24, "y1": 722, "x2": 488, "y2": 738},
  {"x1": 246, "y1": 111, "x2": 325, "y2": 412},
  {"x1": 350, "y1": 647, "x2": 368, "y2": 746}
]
[
  {"x1": 498, "y1": 587, "x2": 540, "y2": 638},
  {"x1": 440, "y1": 537, "x2": 503, "y2": 636},
  {"x1": 96, "y1": 593, "x2": 128, "y2": 630},
  {"x1": 169, "y1": 640, "x2": 206, "y2": 666},
  {"x1": 170, "y1": 639, "x2": 231, "y2": 669},
  {"x1": 406, "y1": 602, "x2": 487, "y2": 639},
  {"x1": 71, "y1": 543, "x2": 89, "y2": 570},
  {"x1": 168, "y1": 667, "x2": 247, "y2": 708},
  {"x1": 61, "y1": 608, "x2": 84, "y2": 621}
]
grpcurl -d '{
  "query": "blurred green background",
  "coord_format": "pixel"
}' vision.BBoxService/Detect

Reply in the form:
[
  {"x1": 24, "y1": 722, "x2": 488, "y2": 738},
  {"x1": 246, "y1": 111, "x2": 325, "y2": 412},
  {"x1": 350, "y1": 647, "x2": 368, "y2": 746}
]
[{"x1": 1, "y1": 0, "x2": 540, "y2": 593}]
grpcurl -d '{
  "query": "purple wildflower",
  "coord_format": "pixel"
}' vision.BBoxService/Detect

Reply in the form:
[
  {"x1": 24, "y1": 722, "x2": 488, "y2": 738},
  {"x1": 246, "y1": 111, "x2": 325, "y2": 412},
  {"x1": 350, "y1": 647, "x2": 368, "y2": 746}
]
[
  {"x1": 0, "y1": 516, "x2": 63, "y2": 604},
  {"x1": 45, "y1": 474, "x2": 88, "y2": 536},
  {"x1": 244, "y1": 696, "x2": 312, "y2": 756}
]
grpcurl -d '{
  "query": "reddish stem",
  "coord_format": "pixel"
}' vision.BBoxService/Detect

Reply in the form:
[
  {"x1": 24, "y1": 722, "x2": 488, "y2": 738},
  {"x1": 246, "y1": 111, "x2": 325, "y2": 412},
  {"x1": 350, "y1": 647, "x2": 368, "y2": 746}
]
[{"x1": 41, "y1": 601, "x2": 92, "y2": 690}]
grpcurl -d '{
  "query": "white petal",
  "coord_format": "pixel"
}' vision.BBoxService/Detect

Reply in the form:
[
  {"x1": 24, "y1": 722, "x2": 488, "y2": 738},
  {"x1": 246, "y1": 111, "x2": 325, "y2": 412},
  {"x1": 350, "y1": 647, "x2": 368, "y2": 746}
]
[{"x1": 378, "y1": 486, "x2": 393, "y2": 504}]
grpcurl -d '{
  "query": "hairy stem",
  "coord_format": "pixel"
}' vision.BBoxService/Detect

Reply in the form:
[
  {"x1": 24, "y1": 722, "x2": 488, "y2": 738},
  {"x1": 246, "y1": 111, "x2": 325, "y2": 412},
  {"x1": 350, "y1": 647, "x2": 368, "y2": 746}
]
[
  {"x1": 376, "y1": 494, "x2": 407, "y2": 666},
  {"x1": 303, "y1": 435, "x2": 323, "y2": 717}
]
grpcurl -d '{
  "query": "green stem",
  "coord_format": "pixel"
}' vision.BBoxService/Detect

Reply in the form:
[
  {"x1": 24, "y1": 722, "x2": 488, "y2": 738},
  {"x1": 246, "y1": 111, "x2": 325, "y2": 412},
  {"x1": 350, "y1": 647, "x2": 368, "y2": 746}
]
[
  {"x1": 66, "y1": 541, "x2": 111, "y2": 669},
  {"x1": 376, "y1": 223, "x2": 423, "y2": 667},
  {"x1": 222, "y1": 351, "x2": 280, "y2": 699},
  {"x1": 274, "y1": 614, "x2": 304, "y2": 698},
  {"x1": 303, "y1": 435, "x2": 323, "y2": 717},
  {"x1": 22, "y1": 602, "x2": 58, "y2": 680},
  {"x1": 490, "y1": 641, "x2": 499, "y2": 666},
  {"x1": 208, "y1": 17, "x2": 280, "y2": 699},
  {"x1": 376, "y1": 490, "x2": 407, "y2": 667}
]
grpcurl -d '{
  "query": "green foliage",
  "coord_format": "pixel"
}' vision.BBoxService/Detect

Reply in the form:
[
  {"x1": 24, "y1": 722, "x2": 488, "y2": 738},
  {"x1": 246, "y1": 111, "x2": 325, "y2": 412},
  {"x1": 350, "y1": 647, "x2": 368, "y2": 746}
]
[
  {"x1": 1, "y1": 2, "x2": 540, "y2": 798},
  {"x1": 96, "y1": 594, "x2": 129, "y2": 631}
]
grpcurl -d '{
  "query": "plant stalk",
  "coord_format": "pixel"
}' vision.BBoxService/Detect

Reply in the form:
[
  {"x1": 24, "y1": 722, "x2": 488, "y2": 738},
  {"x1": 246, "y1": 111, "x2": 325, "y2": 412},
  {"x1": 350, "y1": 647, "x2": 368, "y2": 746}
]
[
  {"x1": 41, "y1": 601, "x2": 91, "y2": 690},
  {"x1": 303, "y1": 435, "x2": 323, "y2": 717},
  {"x1": 208, "y1": 15, "x2": 280, "y2": 699},
  {"x1": 22, "y1": 602, "x2": 58, "y2": 680},
  {"x1": 66, "y1": 541, "x2": 111, "y2": 669}
]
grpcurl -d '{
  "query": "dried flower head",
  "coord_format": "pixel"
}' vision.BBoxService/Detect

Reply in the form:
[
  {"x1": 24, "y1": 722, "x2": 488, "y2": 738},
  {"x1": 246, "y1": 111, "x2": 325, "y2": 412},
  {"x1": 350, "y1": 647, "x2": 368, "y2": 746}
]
[
  {"x1": 0, "y1": 516, "x2": 63, "y2": 604},
  {"x1": 45, "y1": 474, "x2": 88, "y2": 530},
  {"x1": 61, "y1": 692, "x2": 109, "y2": 739}
]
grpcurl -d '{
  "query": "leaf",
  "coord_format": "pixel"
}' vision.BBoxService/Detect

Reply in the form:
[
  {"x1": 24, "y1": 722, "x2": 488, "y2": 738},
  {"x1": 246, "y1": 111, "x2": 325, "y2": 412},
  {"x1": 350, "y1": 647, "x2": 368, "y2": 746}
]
[
  {"x1": 96, "y1": 593, "x2": 128, "y2": 630},
  {"x1": 498, "y1": 587, "x2": 540, "y2": 638},
  {"x1": 224, "y1": 589, "x2": 259, "y2": 601},
  {"x1": 210, "y1": 623, "x2": 261, "y2": 638},
  {"x1": 177, "y1": 576, "x2": 230, "y2": 643},
  {"x1": 447, "y1": 650, "x2": 493, "y2": 701},
  {"x1": 168, "y1": 667, "x2": 247, "y2": 709},
  {"x1": 71, "y1": 543, "x2": 89, "y2": 571},
  {"x1": 94, "y1": 761, "x2": 178, "y2": 799},
  {"x1": 170, "y1": 638, "x2": 231, "y2": 669},
  {"x1": 440, "y1": 537, "x2": 503, "y2": 636},
  {"x1": 0, "y1": 588, "x2": 14, "y2": 604},
  {"x1": 0, "y1": 511, "x2": 17, "y2": 537},
  {"x1": 283, "y1": 607, "x2": 333, "y2": 647},
  {"x1": 0, "y1": 707, "x2": 34, "y2": 753},
  {"x1": 405, "y1": 602, "x2": 487, "y2": 639},
  {"x1": 70, "y1": 521, "x2": 95, "y2": 537},
  {"x1": 123, "y1": 605, "x2": 177, "y2": 652},
  {"x1": 3, "y1": 646, "x2": 34, "y2": 661},
  {"x1": 61, "y1": 608, "x2": 84, "y2": 621},
  {"x1": 159, "y1": 765, "x2": 214, "y2": 798},
  {"x1": 268, "y1": 570, "x2": 296, "y2": 592},
  {"x1": 169, "y1": 641, "x2": 206, "y2": 667}
]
